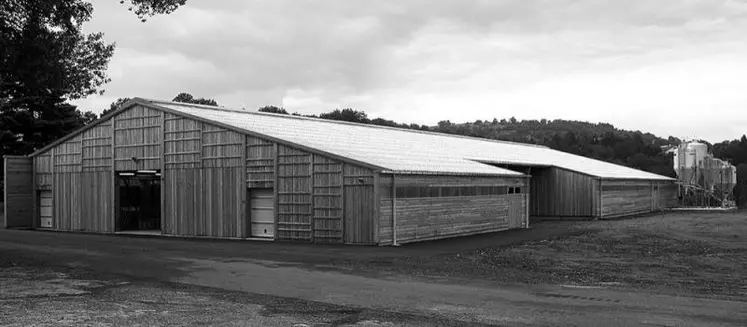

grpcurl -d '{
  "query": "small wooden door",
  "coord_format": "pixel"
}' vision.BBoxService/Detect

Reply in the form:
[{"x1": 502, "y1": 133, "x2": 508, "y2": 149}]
[
  {"x1": 507, "y1": 195, "x2": 524, "y2": 229},
  {"x1": 39, "y1": 191, "x2": 53, "y2": 228},
  {"x1": 249, "y1": 188, "x2": 275, "y2": 238},
  {"x1": 343, "y1": 184, "x2": 375, "y2": 244}
]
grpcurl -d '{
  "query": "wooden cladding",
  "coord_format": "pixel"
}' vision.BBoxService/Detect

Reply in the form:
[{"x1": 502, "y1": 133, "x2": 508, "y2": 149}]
[
  {"x1": 658, "y1": 183, "x2": 679, "y2": 209},
  {"x1": 164, "y1": 114, "x2": 201, "y2": 168},
  {"x1": 4, "y1": 157, "x2": 33, "y2": 228},
  {"x1": 379, "y1": 174, "x2": 527, "y2": 245},
  {"x1": 81, "y1": 121, "x2": 113, "y2": 171},
  {"x1": 246, "y1": 136, "x2": 275, "y2": 188},
  {"x1": 530, "y1": 167, "x2": 598, "y2": 217},
  {"x1": 162, "y1": 168, "x2": 246, "y2": 238},
  {"x1": 600, "y1": 180, "x2": 677, "y2": 218},
  {"x1": 54, "y1": 135, "x2": 82, "y2": 172},
  {"x1": 343, "y1": 164, "x2": 376, "y2": 244},
  {"x1": 114, "y1": 105, "x2": 162, "y2": 171},
  {"x1": 276, "y1": 145, "x2": 313, "y2": 241},
  {"x1": 202, "y1": 125, "x2": 243, "y2": 167},
  {"x1": 381, "y1": 194, "x2": 525, "y2": 245},
  {"x1": 312, "y1": 155, "x2": 343, "y2": 243},
  {"x1": 52, "y1": 172, "x2": 114, "y2": 232},
  {"x1": 34, "y1": 152, "x2": 53, "y2": 188}
]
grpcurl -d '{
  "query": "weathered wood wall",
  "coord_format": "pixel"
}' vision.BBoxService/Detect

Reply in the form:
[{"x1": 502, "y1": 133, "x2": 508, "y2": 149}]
[
  {"x1": 34, "y1": 152, "x2": 53, "y2": 189},
  {"x1": 161, "y1": 114, "x2": 246, "y2": 238},
  {"x1": 52, "y1": 136, "x2": 83, "y2": 231},
  {"x1": 312, "y1": 155, "x2": 344, "y2": 243},
  {"x1": 600, "y1": 180, "x2": 654, "y2": 218},
  {"x1": 657, "y1": 181, "x2": 679, "y2": 209},
  {"x1": 79, "y1": 171, "x2": 114, "y2": 232},
  {"x1": 114, "y1": 105, "x2": 162, "y2": 171},
  {"x1": 53, "y1": 172, "x2": 81, "y2": 231},
  {"x1": 164, "y1": 114, "x2": 201, "y2": 169},
  {"x1": 530, "y1": 167, "x2": 598, "y2": 217},
  {"x1": 4, "y1": 156, "x2": 33, "y2": 228},
  {"x1": 153, "y1": 110, "x2": 371, "y2": 242},
  {"x1": 343, "y1": 164, "x2": 376, "y2": 244},
  {"x1": 246, "y1": 136, "x2": 275, "y2": 189},
  {"x1": 379, "y1": 175, "x2": 527, "y2": 245},
  {"x1": 276, "y1": 145, "x2": 313, "y2": 241},
  {"x1": 82, "y1": 120, "x2": 113, "y2": 172}
]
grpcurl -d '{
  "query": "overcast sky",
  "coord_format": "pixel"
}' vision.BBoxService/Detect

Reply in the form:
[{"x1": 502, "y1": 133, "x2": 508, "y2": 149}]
[{"x1": 73, "y1": 0, "x2": 747, "y2": 143}]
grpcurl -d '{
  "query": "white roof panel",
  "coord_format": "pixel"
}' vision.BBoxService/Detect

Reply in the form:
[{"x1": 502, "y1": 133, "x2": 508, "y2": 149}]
[{"x1": 149, "y1": 100, "x2": 673, "y2": 180}]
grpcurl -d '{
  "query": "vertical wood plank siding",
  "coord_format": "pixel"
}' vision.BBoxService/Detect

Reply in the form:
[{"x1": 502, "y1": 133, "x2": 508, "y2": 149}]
[
  {"x1": 52, "y1": 135, "x2": 82, "y2": 230},
  {"x1": 312, "y1": 155, "x2": 344, "y2": 243},
  {"x1": 79, "y1": 171, "x2": 114, "y2": 232},
  {"x1": 378, "y1": 175, "x2": 527, "y2": 245},
  {"x1": 164, "y1": 113, "x2": 201, "y2": 169},
  {"x1": 34, "y1": 152, "x2": 53, "y2": 189},
  {"x1": 81, "y1": 121, "x2": 113, "y2": 172},
  {"x1": 276, "y1": 145, "x2": 313, "y2": 241},
  {"x1": 343, "y1": 164, "x2": 375, "y2": 244},
  {"x1": 4, "y1": 157, "x2": 33, "y2": 228},
  {"x1": 161, "y1": 115, "x2": 245, "y2": 238},
  {"x1": 600, "y1": 179, "x2": 677, "y2": 218},
  {"x1": 246, "y1": 136, "x2": 275, "y2": 189},
  {"x1": 113, "y1": 105, "x2": 162, "y2": 170},
  {"x1": 657, "y1": 182, "x2": 679, "y2": 209},
  {"x1": 530, "y1": 167, "x2": 597, "y2": 217}
]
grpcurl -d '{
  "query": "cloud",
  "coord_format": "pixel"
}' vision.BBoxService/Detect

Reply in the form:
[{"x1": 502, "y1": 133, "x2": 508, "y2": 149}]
[{"x1": 72, "y1": 0, "x2": 747, "y2": 143}]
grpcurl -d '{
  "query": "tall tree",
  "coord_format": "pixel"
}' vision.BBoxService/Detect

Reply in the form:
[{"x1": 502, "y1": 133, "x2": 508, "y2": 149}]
[
  {"x1": 172, "y1": 92, "x2": 218, "y2": 106},
  {"x1": 0, "y1": 0, "x2": 187, "y2": 192}
]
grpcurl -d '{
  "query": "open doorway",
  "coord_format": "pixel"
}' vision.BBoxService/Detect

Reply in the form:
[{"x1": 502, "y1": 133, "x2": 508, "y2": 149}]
[{"x1": 116, "y1": 171, "x2": 161, "y2": 232}]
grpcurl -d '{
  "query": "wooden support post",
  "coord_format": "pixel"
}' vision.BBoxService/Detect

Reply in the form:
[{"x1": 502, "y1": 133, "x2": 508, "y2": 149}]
[
  {"x1": 340, "y1": 162, "x2": 345, "y2": 244},
  {"x1": 32, "y1": 157, "x2": 38, "y2": 229},
  {"x1": 597, "y1": 178, "x2": 603, "y2": 219},
  {"x1": 160, "y1": 111, "x2": 165, "y2": 234},
  {"x1": 273, "y1": 142, "x2": 279, "y2": 240},
  {"x1": 391, "y1": 174, "x2": 398, "y2": 246},
  {"x1": 239, "y1": 134, "x2": 247, "y2": 238},
  {"x1": 309, "y1": 152, "x2": 315, "y2": 242},
  {"x1": 373, "y1": 172, "x2": 380, "y2": 243},
  {"x1": 525, "y1": 175, "x2": 530, "y2": 228},
  {"x1": 110, "y1": 115, "x2": 117, "y2": 232}
]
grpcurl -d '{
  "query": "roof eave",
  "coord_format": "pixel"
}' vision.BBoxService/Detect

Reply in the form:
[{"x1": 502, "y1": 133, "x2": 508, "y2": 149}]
[{"x1": 380, "y1": 170, "x2": 528, "y2": 178}]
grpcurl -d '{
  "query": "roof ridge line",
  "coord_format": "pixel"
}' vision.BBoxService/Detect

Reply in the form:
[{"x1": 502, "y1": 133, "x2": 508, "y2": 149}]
[{"x1": 146, "y1": 99, "x2": 549, "y2": 149}]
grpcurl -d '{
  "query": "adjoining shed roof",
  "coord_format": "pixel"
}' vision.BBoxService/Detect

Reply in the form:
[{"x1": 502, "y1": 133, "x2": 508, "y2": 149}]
[{"x1": 143, "y1": 99, "x2": 673, "y2": 181}]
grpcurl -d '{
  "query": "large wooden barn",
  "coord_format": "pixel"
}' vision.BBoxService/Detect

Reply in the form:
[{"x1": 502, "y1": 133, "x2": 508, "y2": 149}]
[{"x1": 4, "y1": 98, "x2": 677, "y2": 245}]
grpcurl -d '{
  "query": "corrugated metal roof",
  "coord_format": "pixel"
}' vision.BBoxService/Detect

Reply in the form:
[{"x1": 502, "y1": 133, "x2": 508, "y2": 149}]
[{"x1": 148, "y1": 99, "x2": 673, "y2": 180}]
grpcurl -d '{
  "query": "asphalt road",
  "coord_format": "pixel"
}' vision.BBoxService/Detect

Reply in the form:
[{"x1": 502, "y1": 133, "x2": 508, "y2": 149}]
[{"x1": 1, "y1": 228, "x2": 745, "y2": 326}]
